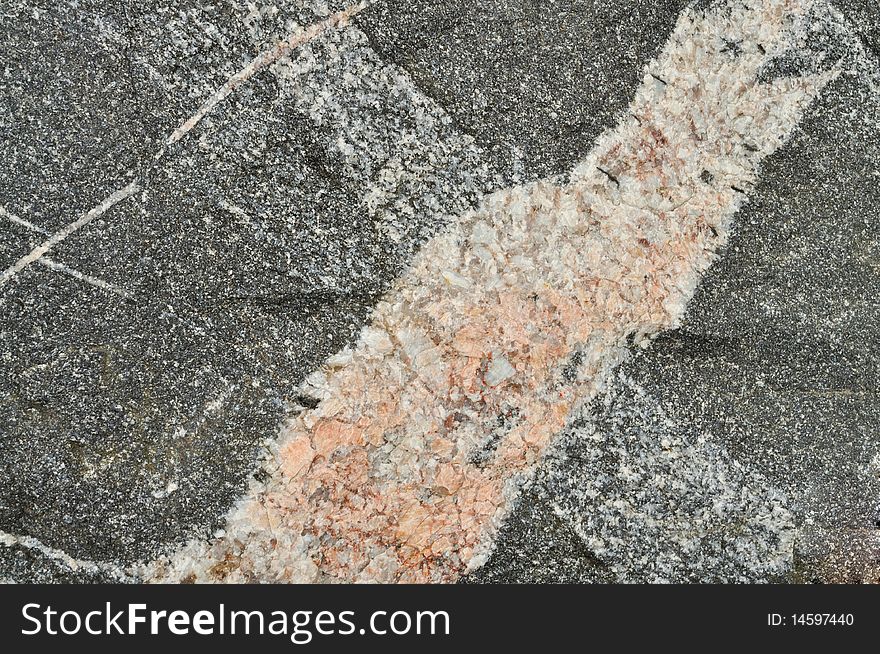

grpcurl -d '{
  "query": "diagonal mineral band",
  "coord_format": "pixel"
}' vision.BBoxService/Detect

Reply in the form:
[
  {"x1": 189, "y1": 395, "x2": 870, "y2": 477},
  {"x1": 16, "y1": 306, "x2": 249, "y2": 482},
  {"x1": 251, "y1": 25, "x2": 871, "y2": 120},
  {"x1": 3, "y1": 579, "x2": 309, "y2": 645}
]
[{"x1": 145, "y1": 0, "x2": 838, "y2": 583}]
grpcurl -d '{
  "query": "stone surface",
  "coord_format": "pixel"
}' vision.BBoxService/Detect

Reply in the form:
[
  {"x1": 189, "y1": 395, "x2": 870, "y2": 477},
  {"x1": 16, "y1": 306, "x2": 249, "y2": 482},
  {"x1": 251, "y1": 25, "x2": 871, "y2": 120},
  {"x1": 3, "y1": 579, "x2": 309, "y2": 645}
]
[
  {"x1": 1, "y1": 0, "x2": 878, "y2": 583},
  {"x1": 358, "y1": 0, "x2": 692, "y2": 181},
  {"x1": 471, "y1": 371, "x2": 797, "y2": 583},
  {"x1": 0, "y1": 0, "x2": 492, "y2": 567},
  {"x1": 475, "y1": 20, "x2": 880, "y2": 583}
]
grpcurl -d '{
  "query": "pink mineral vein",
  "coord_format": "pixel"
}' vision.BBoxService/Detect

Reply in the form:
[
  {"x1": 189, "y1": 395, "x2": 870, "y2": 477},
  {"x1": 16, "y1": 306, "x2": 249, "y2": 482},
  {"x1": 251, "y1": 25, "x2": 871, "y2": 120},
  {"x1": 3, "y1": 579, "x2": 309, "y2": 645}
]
[{"x1": 146, "y1": 0, "x2": 838, "y2": 583}]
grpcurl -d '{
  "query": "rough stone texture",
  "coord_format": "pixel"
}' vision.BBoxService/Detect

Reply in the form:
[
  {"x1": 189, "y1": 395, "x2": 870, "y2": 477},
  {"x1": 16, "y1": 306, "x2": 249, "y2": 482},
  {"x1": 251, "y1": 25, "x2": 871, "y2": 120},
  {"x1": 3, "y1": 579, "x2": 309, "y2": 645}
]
[
  {"x1": 0, "y1": 0, "x2": 684, "y2": 578},
  {"x1": 834, "y1": 0, "x2": 880, "y2": 60},
  {"x1": 1, "y1": 0, "x2": 878, "y2": 583},
  {"x1": 636, "y1": 68, "x2": 880, "y2": 583},
  {"x1": 0, "y1": 0, "x2": 492, "y2": 567},
  {"x1": 358, "y1": 0, "x2": 692, "y2": 182},
  {"x1": 474, "y1": 34, "x2": 880, "y2": 584},
  {"x1": 143, "y1": 0, "x2": 838, "y2": 583},
  {"x1": 471, "y1": 371, "x2": 797, "y2": 583}
]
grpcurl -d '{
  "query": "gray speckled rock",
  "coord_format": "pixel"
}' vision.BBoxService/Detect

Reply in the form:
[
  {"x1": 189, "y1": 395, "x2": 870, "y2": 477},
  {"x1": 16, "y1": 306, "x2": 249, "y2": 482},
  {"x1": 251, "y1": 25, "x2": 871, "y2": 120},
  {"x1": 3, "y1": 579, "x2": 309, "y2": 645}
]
[
  {"x1": 630, "y1": 67, "x2": 880, "y2": 583},
  {"x1": 834, "y1": 0, "x2": 880, "y2": 60},
  {"x1": 2, "y1": 0, "x2": 878, "y2": 583},
  {"x1": 1, "y1": 0, "x2": 686, "y2": 579},
  {"x1": 358, "y1": 0, "x2": 691, "y2": 182},
  {"x1": 470, "y1": 371, "x2": 797, "y2": 583},
  {"x1": 0, "y1": 0, "x2": 493, "y2": 569},
  {"x1": 476, "y1": 14, "x2": 880, "y2": 583}
]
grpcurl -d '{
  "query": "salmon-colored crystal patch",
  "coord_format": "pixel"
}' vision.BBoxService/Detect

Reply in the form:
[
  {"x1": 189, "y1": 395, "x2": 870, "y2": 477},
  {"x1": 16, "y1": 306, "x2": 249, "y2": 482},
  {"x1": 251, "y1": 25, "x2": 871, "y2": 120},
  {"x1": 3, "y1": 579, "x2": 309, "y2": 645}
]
[{"x1": 146, "y1": 0, "x2": 836, "y2": 583}]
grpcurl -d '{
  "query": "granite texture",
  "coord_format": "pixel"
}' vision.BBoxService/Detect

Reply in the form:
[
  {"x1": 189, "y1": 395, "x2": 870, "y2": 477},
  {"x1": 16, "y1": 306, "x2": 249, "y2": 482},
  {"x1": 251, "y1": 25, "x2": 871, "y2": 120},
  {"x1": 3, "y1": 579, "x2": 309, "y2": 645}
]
[
  {"x1": 474, "y1": 25, "x2": 880, "y2": 583},
  {"x1": 1, "y1": 0, "x2": 878, "y2": 583}
]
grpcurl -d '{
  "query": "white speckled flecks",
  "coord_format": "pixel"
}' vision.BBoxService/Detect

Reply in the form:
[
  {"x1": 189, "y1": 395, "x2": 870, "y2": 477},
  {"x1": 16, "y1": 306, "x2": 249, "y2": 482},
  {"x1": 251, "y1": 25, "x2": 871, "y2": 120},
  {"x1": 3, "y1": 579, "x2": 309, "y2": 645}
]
[{"x1": 144, "y1": 0, "x2": 839, "y2": 583}]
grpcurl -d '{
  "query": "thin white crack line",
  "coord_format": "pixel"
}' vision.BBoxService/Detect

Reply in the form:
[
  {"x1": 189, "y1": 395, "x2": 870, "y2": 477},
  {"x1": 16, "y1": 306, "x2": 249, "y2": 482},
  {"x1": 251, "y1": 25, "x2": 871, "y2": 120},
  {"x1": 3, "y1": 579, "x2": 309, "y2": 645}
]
[
  {"x1": 165, "y1": 1, "x2": 370, "y2": 146},
  {"x1": 38, "y1": 258, "x2": 133, "y2": 299},
  {"x1": 0, "y1": 181, "x2": 140, "y2": 289},
  {"x1": 0, "y1": 205, "x2": 49, "y2": 235},
  {"x1": 2, "y1": 205, "x2": 133, "y2": 298},
  {"x1": 0, "y1": 529, "x2": 135, "y2": 580},
  {"x1": 0, "y1": 2, "x2": 369, "y2": 292}
]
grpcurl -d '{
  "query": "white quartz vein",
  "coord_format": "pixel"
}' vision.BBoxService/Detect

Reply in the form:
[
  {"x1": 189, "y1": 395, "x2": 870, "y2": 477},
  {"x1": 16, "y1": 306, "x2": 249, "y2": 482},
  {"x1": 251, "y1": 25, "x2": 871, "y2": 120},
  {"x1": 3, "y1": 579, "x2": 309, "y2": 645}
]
[
  {"x1": 37, "y1": 258, "x2": 133, "y2": 299},
  {"x1": 0, "y1": 206, "x2": 49, "y2": 235},
  {"x1": 0, "y1": 182, "x2": 140, "y2": 290},
  {"x1": 144, "y1": 0, "x2": 840, "y2": 584},
  {"x1": 0, "y1": 530, "x2": 134, "y2": 581},
  {"x1": 165, "y1": 1, "x2": 370, "y2": 147},
  {"x1": 1, "y1": 204, "x2": 133, "y2": 298},
  {"x1": 0, "y1": 1, "x2": 368, "y2": 293}
]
